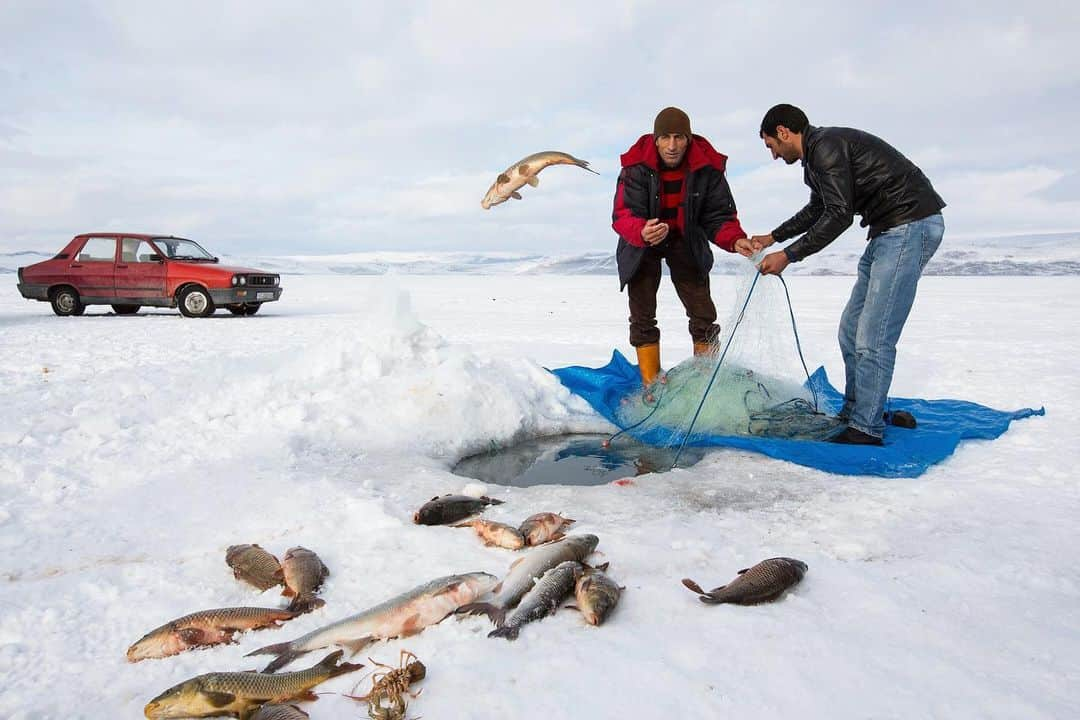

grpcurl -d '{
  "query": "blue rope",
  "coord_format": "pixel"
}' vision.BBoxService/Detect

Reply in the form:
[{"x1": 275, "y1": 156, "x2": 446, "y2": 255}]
[
  {"x1": 603, "y1": 375, "x2": 669, "y2": 446},
  {"x1": 670, "y1": 272, "x2": 761, "y2": 468}
]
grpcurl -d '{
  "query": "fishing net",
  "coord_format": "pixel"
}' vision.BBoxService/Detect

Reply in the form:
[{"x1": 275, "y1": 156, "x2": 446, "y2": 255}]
[{"x1": 612, "y1": 255, "x2": 843, "y2": 449}]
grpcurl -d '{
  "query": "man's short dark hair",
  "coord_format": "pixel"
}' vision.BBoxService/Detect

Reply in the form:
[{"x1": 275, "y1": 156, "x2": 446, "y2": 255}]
[{"x1": 760, "y1": 104, "x2": 809, "y2": 138}]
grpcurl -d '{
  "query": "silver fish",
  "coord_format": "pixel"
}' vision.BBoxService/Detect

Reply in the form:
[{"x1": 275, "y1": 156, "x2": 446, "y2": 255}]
[
  {"x1": 480, "y1": 151, "x2": 599, "y2": 209},
  {"x1": 682, "y1": 557, "x2": 807, "y2": 605},
  {"x1": 248, "y1": 572, "x2": 498, "y2": 673},
  {"x1": 518, "y1": 512, "x2": 575, "y2": 546},
  {"x1": 458, "y1": 534, "x2": 598, "y2": 626},
  {"x1": 489, "y1": 560, "x2": 580, "y2": 640}
]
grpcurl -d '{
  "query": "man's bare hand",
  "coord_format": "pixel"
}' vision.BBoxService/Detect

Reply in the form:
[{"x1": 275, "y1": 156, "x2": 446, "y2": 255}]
[
  {"x1": 641, "y1": 218, "x2": 669, "y2": 246},
  {"x1": 757, "y1": 250, "x2": 790, "y2": 276},
  {"x1": 748, "y1": 234, "x2": 775, "y2": 252},
  {"x1": 733, "y1": 237, "x2": 755, "y2": 257}
]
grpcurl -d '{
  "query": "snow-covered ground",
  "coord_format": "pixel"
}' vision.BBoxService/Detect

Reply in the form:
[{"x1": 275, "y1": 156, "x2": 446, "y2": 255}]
[{"x1": 1, "y1": 273, "x2": 1077, "y2": 719}]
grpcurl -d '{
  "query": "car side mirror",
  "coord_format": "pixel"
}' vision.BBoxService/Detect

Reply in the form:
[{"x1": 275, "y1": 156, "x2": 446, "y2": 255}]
[{"x1": 150, "y1": 254, "x2": 163, "y2": 262}]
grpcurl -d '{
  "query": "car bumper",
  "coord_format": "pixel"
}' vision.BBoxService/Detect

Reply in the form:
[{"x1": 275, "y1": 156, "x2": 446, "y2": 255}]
[
  {"x1": 17, "y1": 283, "x2": 49, "y2": 301},
  {"x1": 209, "y1": 287, "x2": 283, "y2": 304}
]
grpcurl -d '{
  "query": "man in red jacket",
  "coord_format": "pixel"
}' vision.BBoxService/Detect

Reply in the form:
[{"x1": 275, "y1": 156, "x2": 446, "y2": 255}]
[{"x1": 612, "y1": 106, "x2": 753, "y2": 386}]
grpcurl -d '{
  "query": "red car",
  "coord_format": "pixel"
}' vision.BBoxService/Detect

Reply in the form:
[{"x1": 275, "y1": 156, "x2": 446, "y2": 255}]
[{"x1": 16, "y1": 233, "x2": 283, "y2": 317}]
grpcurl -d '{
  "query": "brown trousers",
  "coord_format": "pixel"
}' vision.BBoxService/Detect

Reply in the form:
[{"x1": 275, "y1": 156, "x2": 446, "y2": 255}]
[{"x1": 627, "y1": 235, "x2": 720, "y2": 347}]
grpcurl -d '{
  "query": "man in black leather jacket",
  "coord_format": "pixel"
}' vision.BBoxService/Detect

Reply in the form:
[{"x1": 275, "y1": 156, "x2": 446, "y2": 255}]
[{"x1": 747, "y1": 104, "x2": 946, "y2": 445}]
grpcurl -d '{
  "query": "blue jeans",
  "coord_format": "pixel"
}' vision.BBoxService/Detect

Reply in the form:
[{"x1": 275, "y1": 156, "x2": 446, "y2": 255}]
[{"x1": 838, "y1": 214, "x2": 944, "y2": 437}]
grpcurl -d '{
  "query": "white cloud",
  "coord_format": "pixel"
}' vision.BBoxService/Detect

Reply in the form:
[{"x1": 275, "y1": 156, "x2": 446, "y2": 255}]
[{"x1": 1, "y1": 1, "x2": 1078, "y2": 254}]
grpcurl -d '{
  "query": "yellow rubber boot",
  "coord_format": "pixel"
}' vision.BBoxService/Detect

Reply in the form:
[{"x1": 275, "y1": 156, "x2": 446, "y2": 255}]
[
  {"x1": 693, "y1": 341, "x2": 717, "y2": 357},
  {"x1": 635, "y1": 343, "x2": 661, "y2": 386}
]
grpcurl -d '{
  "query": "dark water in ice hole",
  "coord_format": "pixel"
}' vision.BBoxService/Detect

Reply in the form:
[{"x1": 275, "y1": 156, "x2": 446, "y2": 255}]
[{"x1": 452, "y1": 434, "x2": 708, "y2": 487}]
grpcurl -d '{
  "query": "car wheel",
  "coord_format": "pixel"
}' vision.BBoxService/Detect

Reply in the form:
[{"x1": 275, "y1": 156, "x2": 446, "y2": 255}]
[
  {"x1": 50, "y1": 287, "x2": 85, "y2": 317},
  {"x1": 243, "y1": 303, "x2": 262, "y2": 316},
  {"x1": 178, "y1": 285, "x2": 215, "y2": 318},
  {"x1": 112, "y1": 305, "x2": 141, "y2": 315}
]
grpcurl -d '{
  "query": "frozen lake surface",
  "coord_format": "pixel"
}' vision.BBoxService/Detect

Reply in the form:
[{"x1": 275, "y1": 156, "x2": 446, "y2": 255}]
[{"x1": 1, "y1": 274, "x2": 1077, "y2": 719}]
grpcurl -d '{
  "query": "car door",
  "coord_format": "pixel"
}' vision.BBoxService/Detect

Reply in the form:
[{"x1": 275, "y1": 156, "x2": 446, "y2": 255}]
[
  {"x1": 114, "y1": 237, "x2": 166, "y2": 300},
  {"x1": 67, "y1": 236, "x2": 117, "y2": 300}
]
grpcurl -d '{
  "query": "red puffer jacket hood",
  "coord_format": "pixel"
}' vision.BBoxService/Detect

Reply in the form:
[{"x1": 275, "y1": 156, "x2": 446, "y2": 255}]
[{"x1": 620, "y1": 134, "x2": 728, "y2": 172}]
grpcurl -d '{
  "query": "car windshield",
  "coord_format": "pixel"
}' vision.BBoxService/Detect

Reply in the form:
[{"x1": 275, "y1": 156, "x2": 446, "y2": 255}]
[{"x1": 150, "y1": 238, "x2": 215, "y2": 261}]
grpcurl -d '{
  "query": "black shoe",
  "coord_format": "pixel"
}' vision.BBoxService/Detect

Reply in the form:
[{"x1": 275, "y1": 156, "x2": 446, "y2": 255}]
[
  {"x1": 885, "y1": 410, "x2": 917, "y2": 429},
  {"x1": 829, "y1": 427, "x2": 884, "y2": 446}
]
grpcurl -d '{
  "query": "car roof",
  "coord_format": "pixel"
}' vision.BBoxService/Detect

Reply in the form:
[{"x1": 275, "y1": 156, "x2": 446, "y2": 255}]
[{"x1": 75, "y1": 233, "x2": 188, "y2": 241}]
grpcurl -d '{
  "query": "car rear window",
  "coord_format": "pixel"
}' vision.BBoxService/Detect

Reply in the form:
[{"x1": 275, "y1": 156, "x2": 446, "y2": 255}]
[{"x1": 78, "y1": 237, "x2": 117, "y2": 262}]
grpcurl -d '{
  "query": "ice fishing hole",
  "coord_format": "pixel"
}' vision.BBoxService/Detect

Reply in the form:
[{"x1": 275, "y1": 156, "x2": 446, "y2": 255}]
[{"x1": 452, "y1": 434, "x2": 708, "y2": 487}]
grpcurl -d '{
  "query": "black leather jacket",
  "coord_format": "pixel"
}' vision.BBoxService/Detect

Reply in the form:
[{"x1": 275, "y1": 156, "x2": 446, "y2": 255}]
[{"x1": 772, "y1": 126, "x2": 945, "y2": 262}]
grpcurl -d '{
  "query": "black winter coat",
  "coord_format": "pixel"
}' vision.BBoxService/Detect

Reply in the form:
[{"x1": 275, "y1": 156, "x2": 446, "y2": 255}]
[{"x1": 773, "y1": 125, "x2": 945, "y2": 262}]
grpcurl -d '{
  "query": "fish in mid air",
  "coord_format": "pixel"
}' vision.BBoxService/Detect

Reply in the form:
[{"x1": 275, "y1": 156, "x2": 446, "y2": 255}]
[{"x1": 481, "y1": 151, "x2": 599, "y2": 209}]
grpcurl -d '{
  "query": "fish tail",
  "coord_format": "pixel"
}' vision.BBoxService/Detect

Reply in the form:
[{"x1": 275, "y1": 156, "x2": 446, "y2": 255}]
[
  {"x1": 457, "y1": 602, "x2": 505, "y2": 627},
  {"x1": 487, "y1": 624, "x2": 520, "y2": 641},
  {"x1": 317, "y1": 649, "x2": 365, "y2": 679},
  {"x1": 574, "y1": 157, "x2": 600, "y2": 175},
  {"x1": 287, "y1": 594, "x2": 325, "y2": 614},
  {"x1": 246, "y1": 641, "x2": 309, "y2": 673}
]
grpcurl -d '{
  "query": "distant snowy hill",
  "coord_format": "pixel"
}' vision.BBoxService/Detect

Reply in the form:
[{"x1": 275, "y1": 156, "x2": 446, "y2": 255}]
[{"x1": 4, "y1": 231, "x2": 1077, "y2": 276}]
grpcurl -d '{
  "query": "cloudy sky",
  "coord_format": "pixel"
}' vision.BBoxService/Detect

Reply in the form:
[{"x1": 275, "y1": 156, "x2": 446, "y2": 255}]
[{"x1": 2, "y1": 1, "x2": 1078, "y2": 256}]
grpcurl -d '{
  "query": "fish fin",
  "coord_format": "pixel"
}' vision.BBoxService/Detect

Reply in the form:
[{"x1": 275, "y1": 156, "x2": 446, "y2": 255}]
[
  {"x1": 281, "y1": 586, "x2": 296, "y2": 598},
  {"x1": 488, "y1": 625, "x2": 520, "y2": 641},
  {"x1": 340, "y1": 636, "x2": 376, "y2": 656},
  {"x1": 287, "y1": 594, "x2": 325, "y2": 614},
  {"x1": 681, "y1": 578, "x2": 707, "y2": 595},
  {"x1": 737, "y1": 568, "x2": 749, "y2": 575},
  {"x1": 575, "y1": 158, "x2": 600, "y2": 175},
  {"x1": 496, "y1": 173, "x2": 511, "y2": 185},
  {"x1": 433, "y1": 581, "x2": 463, "y2": 597},
  {"x1": 699, "y1": 594, "x2": 726, "y2": 605},
  {"x1": 321, "y1": 562, "x2": 330, "y2": 578},
  {"x1": 456, "y1": 602, "x2": 505, "y2": 627},
  {"x1": 273, "y1": 568, "x2": 285, "y2": 582},
  {"x1": 511, "y1": 191, "x2": 522, "y2": 200},
  {"x1": 588, "y1": 561, "x2": 610, "y2": 572},
  {"x1": 203, "y1": 691, "x2": 236, "y2": 708},
  {"x1": 318, "y1": 649, "x2": 365, "y2": 678},
  {"x1": 708, "y1": 585, "x2": 728, "y2": 594},
  {"x1": 517, "y1": 163, "x2": 531, "y2": 175},
  {"x1": 483, "y1": 496, "x2": 505, "y2": 505},
  {"x1": 451, "y1": 521, "x2": 475, "y2": 528},
  {"x1": 525, "y1": 176, "x2": 539, "y2": 187}
]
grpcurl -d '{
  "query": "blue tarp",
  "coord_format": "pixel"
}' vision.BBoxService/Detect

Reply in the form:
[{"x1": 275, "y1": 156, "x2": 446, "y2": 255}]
[{"x1": 551, "y1": 350, "x2": 1045, "y2": 478}]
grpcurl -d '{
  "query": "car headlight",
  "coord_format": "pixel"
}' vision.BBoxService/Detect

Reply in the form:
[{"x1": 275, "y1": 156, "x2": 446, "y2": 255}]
[
  {"x1": 231, "y1": 275, "x2": 239, "y2": 286},
  {"x1": 239, "y1": 276, "x2": 247, "y2": 285}
]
